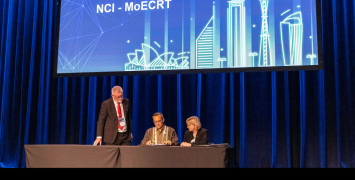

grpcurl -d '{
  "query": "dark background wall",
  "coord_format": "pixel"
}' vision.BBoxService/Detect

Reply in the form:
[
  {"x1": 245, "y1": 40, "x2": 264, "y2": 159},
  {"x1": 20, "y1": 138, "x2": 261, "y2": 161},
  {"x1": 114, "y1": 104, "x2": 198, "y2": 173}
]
[{"x1": 0, "y1": 0, "x2": 354, "y2": 168}]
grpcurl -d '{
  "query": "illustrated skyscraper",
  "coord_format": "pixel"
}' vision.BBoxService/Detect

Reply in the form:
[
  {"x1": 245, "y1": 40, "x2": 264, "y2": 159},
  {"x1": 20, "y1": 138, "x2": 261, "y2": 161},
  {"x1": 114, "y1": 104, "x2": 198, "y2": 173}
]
[
  {"x1": 195, "y1": 1, "x2": 222, "y2": 69},
  {"x1": 227, "y1": 0, "x2": 246, "y2": 68},
  {"x1": 258, "y1": 0, "x2": 273, "y2": 66},
  {"x1": 196, "y1": 17, "x2": 214, "y2": 69},
  {"x1": 280, "y1": 12, "x2": 303, "y2": 65}
]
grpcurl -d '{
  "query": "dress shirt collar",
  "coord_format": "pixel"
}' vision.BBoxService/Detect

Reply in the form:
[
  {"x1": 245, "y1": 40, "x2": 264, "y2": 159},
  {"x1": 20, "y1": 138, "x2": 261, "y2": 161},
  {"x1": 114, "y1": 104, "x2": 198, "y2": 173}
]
[
  {"x1": 156, "y1": 125, "x2": 166, "y2": 133},
  {"x1": 112, "y1": 98, "x2": 122, "y2": 105}
]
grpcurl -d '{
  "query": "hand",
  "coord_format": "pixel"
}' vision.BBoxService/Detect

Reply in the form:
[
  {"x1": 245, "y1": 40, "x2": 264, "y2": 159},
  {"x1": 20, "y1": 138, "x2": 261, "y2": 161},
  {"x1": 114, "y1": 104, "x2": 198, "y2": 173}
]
[
  {"x1": 93, "y1": 138, "x2": 102, "y2": 146},
  {"x1": 131, "y1": 133, "x2": 133, "y2": 141},
  {"x1": 180, "y1": 142, "x2": 191, "y2": 147},
  {"x1": 166, "y1": 140, "x2": 172, "y2": 146}
]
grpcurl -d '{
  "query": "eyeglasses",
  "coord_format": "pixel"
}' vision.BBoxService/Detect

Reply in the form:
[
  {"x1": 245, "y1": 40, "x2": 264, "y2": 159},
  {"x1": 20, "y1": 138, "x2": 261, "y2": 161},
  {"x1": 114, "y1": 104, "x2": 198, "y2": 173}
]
[
  {"x1": 153, "y1": 120, "x2": 163, "y2": 124},
  {"x1": 112, "y1": 95, "x2": 123, "y2": 99}
]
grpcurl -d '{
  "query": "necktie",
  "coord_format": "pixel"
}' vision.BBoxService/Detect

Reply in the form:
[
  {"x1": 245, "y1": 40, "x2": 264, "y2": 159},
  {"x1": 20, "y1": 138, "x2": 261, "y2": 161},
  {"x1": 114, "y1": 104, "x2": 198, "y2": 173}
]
[{"x1": 117, "y1": 103, "x2": 123, "y2": 130}]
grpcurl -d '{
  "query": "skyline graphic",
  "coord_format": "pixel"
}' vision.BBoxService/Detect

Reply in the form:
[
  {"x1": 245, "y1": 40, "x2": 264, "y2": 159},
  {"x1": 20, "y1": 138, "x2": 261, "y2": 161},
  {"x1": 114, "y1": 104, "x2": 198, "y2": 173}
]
[{"x1": 125, "y1": 43, "x2": 189, "y2": 71}]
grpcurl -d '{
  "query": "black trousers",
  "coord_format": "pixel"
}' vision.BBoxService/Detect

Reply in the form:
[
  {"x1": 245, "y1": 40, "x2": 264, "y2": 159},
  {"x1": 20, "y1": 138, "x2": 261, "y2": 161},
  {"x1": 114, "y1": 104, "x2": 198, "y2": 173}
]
[{"x1": 106, "y1": 132, "x2": 131, "y2": 145}]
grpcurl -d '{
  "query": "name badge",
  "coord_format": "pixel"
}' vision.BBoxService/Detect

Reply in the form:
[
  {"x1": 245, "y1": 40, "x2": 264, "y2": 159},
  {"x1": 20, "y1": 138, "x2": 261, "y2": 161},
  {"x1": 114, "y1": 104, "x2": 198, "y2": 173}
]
[{"x1": 118, "y1": 118, "x2": 126, "y2": 127}]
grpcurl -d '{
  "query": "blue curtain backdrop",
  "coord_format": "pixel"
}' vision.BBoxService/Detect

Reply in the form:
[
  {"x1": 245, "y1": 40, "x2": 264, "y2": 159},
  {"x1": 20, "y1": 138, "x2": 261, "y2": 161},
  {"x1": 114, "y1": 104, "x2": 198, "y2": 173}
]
[{"x1": 0, "y1": 0, "x2": 354, "y2": 168}]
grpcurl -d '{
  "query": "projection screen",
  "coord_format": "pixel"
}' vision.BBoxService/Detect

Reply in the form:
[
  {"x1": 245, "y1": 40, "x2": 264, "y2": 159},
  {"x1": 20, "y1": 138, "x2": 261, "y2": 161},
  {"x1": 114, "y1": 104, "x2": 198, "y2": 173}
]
[{"x1": 53, "y1": 0, "x2": 323, "y2": 77}]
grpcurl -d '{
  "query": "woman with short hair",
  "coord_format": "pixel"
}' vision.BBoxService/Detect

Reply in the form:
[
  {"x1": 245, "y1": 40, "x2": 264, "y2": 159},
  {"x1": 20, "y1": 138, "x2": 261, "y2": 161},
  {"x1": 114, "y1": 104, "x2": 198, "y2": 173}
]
[{"x1": 180, "y1": 116, "x2": 208, "y2": 146}]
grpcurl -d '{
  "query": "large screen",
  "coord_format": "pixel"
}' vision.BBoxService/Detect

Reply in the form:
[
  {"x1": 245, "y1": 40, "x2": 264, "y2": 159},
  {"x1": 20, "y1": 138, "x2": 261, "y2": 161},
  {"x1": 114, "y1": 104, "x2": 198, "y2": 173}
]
[{"x1": 53, "y1": 0, "x2": 323, "y2": 77}]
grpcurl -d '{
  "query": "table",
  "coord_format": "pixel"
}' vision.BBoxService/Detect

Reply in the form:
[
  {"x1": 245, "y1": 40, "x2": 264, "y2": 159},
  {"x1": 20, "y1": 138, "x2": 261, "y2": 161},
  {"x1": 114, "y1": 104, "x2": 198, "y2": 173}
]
[
  {"x1": 24, "y1": 145, "x2": 120, "y2": 168},
  {"x1": 24, "y1": 145, "x2": 234, "y2": 168}
]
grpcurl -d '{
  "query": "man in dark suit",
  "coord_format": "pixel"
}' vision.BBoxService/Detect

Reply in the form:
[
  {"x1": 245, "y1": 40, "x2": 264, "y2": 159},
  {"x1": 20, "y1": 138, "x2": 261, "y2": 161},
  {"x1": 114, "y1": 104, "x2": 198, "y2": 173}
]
[{"x1": 93, "y1": 86, "x2": 132, "y2": 146}]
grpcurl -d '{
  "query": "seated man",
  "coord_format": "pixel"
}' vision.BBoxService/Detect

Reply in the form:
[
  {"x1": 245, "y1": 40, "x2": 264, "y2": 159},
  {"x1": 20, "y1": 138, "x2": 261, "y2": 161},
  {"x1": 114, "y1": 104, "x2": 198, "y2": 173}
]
[{"x1": 140, "y1": 112, "x2": 179, "y2": 146}]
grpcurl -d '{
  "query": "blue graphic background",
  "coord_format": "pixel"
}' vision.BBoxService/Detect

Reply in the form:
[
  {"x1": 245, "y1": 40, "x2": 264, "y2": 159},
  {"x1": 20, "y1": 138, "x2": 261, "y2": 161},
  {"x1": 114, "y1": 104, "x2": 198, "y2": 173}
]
[{"x1": 57, "y1": 0, "x2": 319, "y2": 74}]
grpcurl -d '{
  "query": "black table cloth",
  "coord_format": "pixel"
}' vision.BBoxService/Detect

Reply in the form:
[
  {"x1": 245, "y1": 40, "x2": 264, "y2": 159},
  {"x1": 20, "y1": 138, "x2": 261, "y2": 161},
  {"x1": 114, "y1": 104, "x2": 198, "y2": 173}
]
[
  {"x1": 24, "y1": 145, "x2": 233, "y2": 168},
  {"x1": 24, "y1": 145, "x2": 121, "y2": 168}
]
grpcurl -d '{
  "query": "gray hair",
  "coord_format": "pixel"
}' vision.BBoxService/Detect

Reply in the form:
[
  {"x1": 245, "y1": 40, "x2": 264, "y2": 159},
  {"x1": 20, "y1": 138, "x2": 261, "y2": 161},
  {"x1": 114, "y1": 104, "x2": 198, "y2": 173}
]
[
  {"x1": 152, "y1": 112, "x2": 164, "y2": 119},
  {"x1": 112, "y1": 86, "x2": 123, "y2": 95}
]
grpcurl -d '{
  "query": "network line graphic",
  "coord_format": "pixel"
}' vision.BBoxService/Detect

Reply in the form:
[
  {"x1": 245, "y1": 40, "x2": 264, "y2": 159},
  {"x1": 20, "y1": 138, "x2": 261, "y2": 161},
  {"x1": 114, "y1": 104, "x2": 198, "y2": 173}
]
[
  {"x1": 58, "y1": 0, "x2": 142, "y2": 72},
  {"x1": 58, "y1": 0, "x2": 103, "y2": 72}
]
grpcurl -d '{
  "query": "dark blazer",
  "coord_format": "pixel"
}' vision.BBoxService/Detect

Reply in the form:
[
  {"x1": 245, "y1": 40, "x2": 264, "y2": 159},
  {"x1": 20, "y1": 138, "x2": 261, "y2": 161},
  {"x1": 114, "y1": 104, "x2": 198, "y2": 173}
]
[
  {"x1": 183, "y1": 128, "x2": 208, "y2": 145},
  {"x1": 96, "y1": 98, "x2": 132, "y2": 144}
]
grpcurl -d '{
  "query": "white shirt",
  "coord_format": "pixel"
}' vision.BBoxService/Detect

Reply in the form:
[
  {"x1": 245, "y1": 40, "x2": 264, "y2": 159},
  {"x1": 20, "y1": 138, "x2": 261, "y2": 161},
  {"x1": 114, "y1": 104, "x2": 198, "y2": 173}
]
[{"x1": 113, "y1": 99, "x2": 127, "y2": 133}]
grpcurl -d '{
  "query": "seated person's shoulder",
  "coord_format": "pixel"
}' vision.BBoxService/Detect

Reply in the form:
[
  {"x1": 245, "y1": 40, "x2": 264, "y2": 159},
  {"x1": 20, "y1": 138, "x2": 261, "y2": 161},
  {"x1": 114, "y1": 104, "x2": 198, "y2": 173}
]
[
  {"x1": 201, "y1": 128, "x2": 208, "y2": 133},
  {"x1": 167, "y1": 126, "x2": 177, "y2": 132}
]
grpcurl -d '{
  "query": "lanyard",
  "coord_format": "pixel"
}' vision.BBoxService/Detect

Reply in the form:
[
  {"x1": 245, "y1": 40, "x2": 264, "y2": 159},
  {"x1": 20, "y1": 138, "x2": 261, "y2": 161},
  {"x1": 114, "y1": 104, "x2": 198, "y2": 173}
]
[{"x1": 152, "y1": 126, "x2": 168, "y2": 145}]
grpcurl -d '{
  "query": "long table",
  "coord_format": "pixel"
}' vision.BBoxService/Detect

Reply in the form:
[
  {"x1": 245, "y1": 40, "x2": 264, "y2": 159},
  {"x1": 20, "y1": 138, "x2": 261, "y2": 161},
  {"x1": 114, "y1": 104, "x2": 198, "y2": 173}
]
[{"x1": 24, "y1": 145, "x2": 234, "y2": 168}]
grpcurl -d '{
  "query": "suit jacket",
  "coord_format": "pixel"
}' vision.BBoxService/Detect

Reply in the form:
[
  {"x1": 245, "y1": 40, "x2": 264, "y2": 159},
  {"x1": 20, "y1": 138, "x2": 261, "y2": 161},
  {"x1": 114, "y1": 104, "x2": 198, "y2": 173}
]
[
  {"x1": 183, "y1": 128, "x2": 208, "y2": 145},
  {"x1": 96, "y1": 98, "x2": 132, "y2": 144}
]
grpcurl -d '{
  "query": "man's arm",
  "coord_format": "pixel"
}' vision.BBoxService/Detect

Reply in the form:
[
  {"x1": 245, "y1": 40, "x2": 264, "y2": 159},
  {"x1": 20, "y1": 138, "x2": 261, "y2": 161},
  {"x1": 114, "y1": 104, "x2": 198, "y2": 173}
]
[
  {"x1": 140, "y1": 129, "x2": 151, "y2": 145},
  {"x1": 94, "y1": 101, "x2": 108, "y2": 145}
]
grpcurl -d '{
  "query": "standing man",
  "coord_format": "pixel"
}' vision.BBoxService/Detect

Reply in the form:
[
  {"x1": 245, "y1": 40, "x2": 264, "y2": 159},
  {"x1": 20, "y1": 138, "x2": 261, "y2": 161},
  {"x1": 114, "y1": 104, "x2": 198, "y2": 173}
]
[
  {"x1": 140, "y1": 112, "x2": 178, "y2": 146},
  {"x1": 94, "y1": 86, "x2": 132, "y2": 146}
]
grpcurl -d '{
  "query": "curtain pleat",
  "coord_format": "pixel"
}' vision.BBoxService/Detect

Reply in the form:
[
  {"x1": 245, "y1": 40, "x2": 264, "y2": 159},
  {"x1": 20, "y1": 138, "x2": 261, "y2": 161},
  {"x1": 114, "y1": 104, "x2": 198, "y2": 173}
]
[{"x1": 0, "y1": 0, "x2": 354, "y2": 168}]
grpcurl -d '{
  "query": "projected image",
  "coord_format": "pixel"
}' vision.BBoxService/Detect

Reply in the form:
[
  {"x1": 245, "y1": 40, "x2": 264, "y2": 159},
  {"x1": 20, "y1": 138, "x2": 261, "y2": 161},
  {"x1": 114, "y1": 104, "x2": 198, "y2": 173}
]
[{"x1": 56, "y1": 0, "x2": 319, "y2": 74}]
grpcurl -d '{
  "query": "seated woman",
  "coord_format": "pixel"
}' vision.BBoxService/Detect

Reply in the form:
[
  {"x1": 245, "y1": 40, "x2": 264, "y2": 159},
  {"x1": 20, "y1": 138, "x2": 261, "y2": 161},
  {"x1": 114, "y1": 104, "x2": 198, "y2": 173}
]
[{"x1": 180, "y1": 116, "x2": 208, "y2": 146}]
